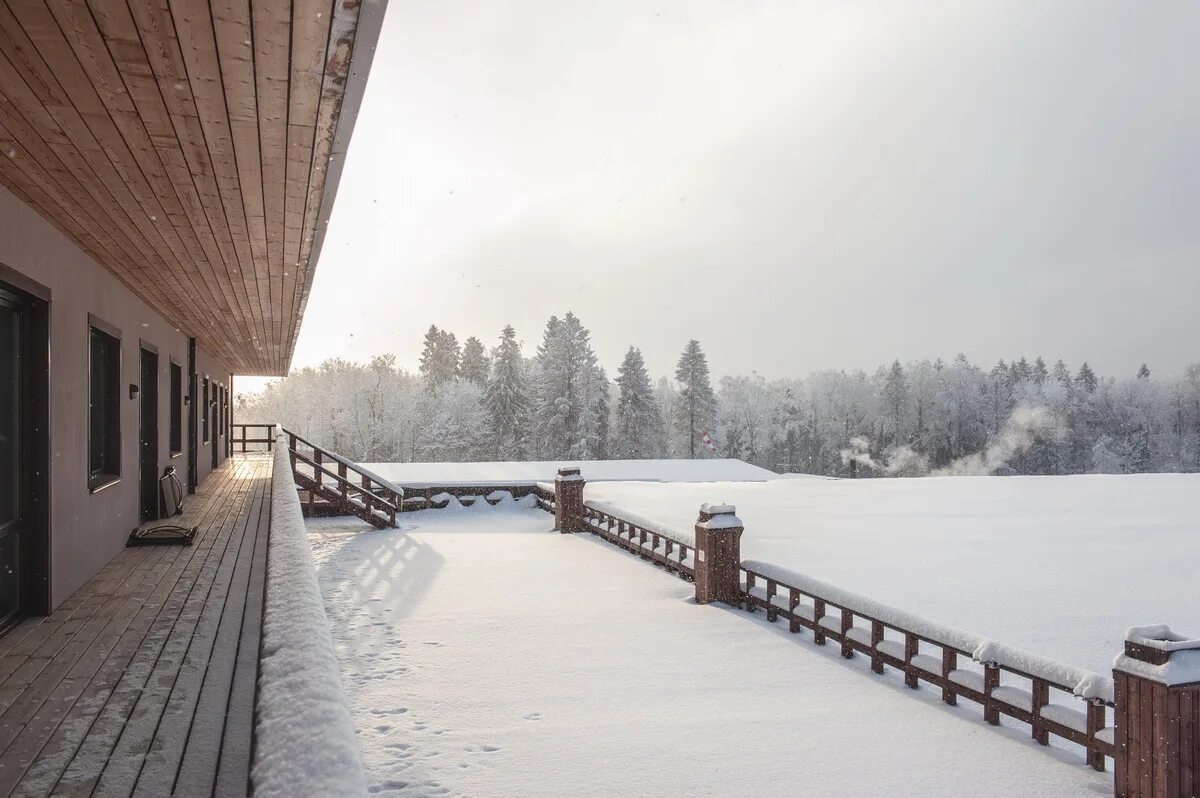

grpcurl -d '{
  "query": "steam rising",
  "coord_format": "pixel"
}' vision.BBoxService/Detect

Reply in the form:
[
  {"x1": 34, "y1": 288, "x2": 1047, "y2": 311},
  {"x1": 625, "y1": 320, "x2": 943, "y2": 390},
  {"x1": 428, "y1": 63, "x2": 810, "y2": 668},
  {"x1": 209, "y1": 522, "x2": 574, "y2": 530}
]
[{"x1": 840, "y1": 405, "x2": 1064, "y2": 478}]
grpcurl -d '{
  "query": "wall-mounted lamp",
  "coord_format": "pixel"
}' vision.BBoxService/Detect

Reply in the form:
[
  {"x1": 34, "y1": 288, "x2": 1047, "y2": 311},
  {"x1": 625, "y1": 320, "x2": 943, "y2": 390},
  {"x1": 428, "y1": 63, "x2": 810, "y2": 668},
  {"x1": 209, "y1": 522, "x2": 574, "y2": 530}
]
[{"x1": 129, "y1": 384, "x2": 140, "y2": 400}]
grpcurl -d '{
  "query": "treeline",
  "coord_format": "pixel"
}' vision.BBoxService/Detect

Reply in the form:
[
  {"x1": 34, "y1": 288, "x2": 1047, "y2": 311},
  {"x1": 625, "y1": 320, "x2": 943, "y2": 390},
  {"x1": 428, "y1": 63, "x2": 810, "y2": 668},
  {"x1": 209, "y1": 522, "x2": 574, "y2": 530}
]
[{"x1": 237, "y1": 312, "x2": 1200, "y2": 476}]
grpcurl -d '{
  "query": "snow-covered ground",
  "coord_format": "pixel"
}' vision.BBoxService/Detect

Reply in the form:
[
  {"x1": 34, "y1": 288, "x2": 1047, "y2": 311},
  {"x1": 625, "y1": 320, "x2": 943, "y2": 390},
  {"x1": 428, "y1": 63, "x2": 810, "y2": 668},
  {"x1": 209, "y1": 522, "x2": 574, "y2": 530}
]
[
  {"x1": 586, "y1": 473, "x2": 1200, "y2": 675},
  {"x1": 360, "y1": 458, "x2": 777, "y2": 485},
  {"x1": 309, "y1": 506, "x2": 1110, "y2": 797}
]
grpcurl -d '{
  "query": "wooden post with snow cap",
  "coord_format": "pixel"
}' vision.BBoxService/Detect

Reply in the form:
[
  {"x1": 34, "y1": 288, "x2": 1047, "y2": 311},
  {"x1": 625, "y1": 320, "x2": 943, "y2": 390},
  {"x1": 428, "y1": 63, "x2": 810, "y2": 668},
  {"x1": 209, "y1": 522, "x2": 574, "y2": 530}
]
[
  {"x1": 693, "y1": 504, "x2": 744, "y2": 605},
  {"x1": 554, "y1": 467, "x2": 585, "y2": 534},
  {"x1": 1113, "y1": 625, "x2": 1200, "y2": 798}
]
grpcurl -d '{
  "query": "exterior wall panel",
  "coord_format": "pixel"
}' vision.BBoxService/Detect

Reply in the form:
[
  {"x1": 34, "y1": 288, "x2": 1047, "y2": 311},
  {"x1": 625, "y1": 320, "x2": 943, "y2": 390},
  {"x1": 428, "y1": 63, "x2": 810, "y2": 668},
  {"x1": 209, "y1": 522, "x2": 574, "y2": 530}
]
[{"x1": 0, "y1": 184, "x2": 235, "y2": 609}]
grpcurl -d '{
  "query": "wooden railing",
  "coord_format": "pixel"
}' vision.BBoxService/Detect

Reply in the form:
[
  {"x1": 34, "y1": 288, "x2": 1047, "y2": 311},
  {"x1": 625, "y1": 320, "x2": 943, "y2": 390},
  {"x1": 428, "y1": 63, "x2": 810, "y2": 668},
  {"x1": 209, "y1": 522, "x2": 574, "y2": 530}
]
[
  {"x1": 282, "y1": 428, "x2": 400, "y2": 529},
  {"x1": 231, "y1": 423, "x2": 275, "y2": 452},
  {"x1": 740, "y1": 564, "x2": 1114, "y2": 771},
  {"x1": 581, "y1": 504, "x2": 696, "y2": 582}
]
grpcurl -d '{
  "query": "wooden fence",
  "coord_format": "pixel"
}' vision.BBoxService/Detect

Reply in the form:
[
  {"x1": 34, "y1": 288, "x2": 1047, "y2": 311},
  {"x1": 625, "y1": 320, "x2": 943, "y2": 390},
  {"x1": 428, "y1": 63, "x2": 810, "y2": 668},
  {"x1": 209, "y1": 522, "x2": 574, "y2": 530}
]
[
  {"x1": 231, "y1": 423, "x2": 275, "y2": 452},
  {"x1": 741, "y1": 565, "x2": 1113, "y2": 771}
]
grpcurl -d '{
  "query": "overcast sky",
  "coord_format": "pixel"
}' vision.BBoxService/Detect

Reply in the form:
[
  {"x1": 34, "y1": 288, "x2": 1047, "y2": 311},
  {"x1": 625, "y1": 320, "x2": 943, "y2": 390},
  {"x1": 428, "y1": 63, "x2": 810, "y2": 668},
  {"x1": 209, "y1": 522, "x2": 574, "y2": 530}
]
[{"x1": 254, "y1": 1, "x2": 1199, "y2": 392}]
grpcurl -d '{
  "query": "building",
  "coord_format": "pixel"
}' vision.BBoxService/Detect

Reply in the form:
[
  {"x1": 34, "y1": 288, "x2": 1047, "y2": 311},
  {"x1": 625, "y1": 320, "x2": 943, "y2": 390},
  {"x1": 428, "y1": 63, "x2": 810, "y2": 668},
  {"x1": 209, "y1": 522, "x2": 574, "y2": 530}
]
[{"x1": 0, "y1": 0, "x2": 383, "y2": 626}]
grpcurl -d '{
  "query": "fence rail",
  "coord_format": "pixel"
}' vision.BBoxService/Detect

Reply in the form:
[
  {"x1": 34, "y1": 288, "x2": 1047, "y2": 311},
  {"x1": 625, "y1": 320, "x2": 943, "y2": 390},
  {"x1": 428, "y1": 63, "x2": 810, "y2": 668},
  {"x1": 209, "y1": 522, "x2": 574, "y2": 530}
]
[
  {"x1": 231, "y1": 423, "x2": 275, "y2": 452},
  {"x1": 581, "y1": 504, "x2": 695, "y2": 581},
  {"x1": 740, "y1": 565, "x2": 1114, "y2": 770}
]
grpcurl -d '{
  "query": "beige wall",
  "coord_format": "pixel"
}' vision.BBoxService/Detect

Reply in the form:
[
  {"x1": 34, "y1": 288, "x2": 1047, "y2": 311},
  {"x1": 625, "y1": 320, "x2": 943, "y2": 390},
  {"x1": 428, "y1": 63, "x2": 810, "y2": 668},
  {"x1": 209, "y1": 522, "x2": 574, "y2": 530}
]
[{"x1": 0, "y1": 184, "x2": 235, "y2": 608}]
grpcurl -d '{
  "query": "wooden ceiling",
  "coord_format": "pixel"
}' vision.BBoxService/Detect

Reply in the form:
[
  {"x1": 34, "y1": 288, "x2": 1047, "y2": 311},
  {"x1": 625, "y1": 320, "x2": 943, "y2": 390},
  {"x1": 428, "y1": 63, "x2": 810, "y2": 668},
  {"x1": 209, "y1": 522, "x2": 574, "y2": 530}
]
[{"x1": 0, "y1": 0, "x2": 385, "y2": 375}]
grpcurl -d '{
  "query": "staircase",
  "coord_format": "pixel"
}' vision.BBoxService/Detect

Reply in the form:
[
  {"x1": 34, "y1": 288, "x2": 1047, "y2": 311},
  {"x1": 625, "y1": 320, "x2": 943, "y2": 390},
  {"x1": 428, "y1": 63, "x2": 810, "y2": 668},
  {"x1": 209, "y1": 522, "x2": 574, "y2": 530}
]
[{"x1": 283, "y1": 428, "x2": 400, "y2": 529}]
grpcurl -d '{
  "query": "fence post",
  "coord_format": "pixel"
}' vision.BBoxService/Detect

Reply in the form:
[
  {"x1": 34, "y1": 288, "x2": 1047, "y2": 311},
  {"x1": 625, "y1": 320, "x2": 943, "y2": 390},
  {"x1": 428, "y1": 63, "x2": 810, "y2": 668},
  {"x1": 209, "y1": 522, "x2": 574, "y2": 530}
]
[
  {"x1": 554, "y1": 467, "x2": 585, "y2": 533},
  {"x1": 693, "y1": 503, "x2": 743, "y2": 605},
  {"x1": 1113, "y1": 625, "x2": 1200, "y2": 798}
]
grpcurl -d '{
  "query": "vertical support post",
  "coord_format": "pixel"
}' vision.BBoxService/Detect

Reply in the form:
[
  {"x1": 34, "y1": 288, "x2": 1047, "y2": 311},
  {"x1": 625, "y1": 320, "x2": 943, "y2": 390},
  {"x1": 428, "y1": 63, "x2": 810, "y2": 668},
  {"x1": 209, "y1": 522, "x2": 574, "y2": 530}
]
[
  {"x1": 1113, "y1": 625, "x2": 1200, "y2": 798},
  {"x1": 1032, "y1": 678, "x2": 1049, "y2": 745},
  {"x1": 870, "y1": 620, "x2": 885, "y2": 674},
  {"x1": 983, "y1": 663, "x2": 1000, "y2": 725},
  {"x1": 903, "y1": 633, "x2": 919, "y2": 688},
  {"x1": 942, "y1": 649, "x2": 958, "y2": 706},
  {"x1": 840, "y1": 609, "x2": 854, "y2": 659},
  {"x1": 692, "y1": 504, "x2": 744, "y2": 605},
  {"x1": 554, "y1": 467, "x2": 585, "y2": 533},
  {"x1": 1087, "y1": 701, "x2": 1107, "y2": 773}
]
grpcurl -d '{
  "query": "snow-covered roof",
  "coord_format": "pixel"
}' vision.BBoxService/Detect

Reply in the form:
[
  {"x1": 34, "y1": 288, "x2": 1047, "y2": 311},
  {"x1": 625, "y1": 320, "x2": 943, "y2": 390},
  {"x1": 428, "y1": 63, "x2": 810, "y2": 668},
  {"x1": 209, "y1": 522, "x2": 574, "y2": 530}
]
[{"x1": 360, "y1": 458, "x2": 778, "y2": 486}]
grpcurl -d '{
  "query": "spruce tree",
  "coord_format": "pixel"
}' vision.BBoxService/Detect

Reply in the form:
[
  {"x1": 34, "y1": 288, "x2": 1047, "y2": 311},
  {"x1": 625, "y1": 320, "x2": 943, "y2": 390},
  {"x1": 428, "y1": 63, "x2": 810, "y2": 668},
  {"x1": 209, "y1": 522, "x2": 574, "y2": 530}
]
[
  {"x1": 484, "y1": 325, "x2": 529, "y2": 459},
  {"x1": 532, "y1": 313, "x2": 608, "y2": 459},
  {"x1": 460, "y1": 336, "x2": 490, "y2": 385},
  {"x1": 672, "y1": 339, "x2": 716, "y2": 458},
  {"x1": 613, "y1": 347, "x2": 664, "y2": 459},
  {"x1": 1076, "y1": 362, "x2": 1098, "y2": 393}
]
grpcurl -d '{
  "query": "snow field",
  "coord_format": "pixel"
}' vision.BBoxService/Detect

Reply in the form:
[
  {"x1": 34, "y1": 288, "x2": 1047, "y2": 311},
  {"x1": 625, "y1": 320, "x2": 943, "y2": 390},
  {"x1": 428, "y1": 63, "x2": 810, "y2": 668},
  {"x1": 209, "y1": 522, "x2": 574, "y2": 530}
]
[{"x1": 308, "y1": 507, "x2": 1110, "y2": 797}]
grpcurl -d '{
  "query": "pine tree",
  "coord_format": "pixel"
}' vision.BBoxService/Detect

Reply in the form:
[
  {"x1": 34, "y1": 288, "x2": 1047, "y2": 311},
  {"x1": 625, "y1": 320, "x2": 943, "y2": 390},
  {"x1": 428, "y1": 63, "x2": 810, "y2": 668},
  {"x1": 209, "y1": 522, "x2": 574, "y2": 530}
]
[
  {"x1": 418, "y1": 325, "x2": 442, "y2": 389},
  {"x1": 418, "y1": 325, "x2": 461, "y2": 391},
  {"x1": 1053, "y1": 359, "x2": 1072, "y2": 387},
  {"x1": 1032, "y1": 356, "x2": 1049, "y2": 385},
  {"x1": 673, "y1": 339, "x2": 717, "y2": 458},
  {"x1": 532, "y1": 312, "x2": 608, "y2": 459},
  {"x1": 1137, "y1": 363, "x2": 1151, "y2": 380},
  {"x1": 881, "y1": 359, "x2": 908, "y2": 446},
  {"x1": 460, "y1": 336, "x2": 490, "y2": 385},
  {"x1": 484, "y1": 325, "x2": 529, "y2": 459},
  {"x1": 1076, "y1": 362, "x2": 1098, "y2": 393},
  {"x1": 612, "y1": 347, "x2": 664, "y2": 459}
]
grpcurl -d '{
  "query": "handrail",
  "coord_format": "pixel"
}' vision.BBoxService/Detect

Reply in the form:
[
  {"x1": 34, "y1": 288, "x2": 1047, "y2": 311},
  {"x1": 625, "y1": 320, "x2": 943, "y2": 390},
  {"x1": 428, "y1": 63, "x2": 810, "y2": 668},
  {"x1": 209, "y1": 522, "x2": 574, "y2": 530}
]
[
  {"x1": 282, "y1": 427, "x2": 401, "y2": 528},
  {"x1": 289, "y1": 450, "x2": 398, "y2": 514}
]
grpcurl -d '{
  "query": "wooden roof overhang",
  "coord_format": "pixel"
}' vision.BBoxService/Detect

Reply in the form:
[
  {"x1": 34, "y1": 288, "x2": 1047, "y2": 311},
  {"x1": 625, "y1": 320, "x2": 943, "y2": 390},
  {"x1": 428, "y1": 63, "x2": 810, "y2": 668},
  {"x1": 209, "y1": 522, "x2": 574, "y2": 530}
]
[{"x1": 0, "y1": 0, "x2": 387, "y2": 375}]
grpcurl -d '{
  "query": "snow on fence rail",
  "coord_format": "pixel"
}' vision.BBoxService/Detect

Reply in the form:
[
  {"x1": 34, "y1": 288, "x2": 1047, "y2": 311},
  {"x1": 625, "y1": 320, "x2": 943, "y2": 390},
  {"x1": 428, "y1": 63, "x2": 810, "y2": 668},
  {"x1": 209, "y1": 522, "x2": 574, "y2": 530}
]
[
  {"x1": 740, "y1": 562, "x2": 1114, "y2": 771},
  {"x1": 254, "y1": 440, "x2": 368, "y2": 797}
]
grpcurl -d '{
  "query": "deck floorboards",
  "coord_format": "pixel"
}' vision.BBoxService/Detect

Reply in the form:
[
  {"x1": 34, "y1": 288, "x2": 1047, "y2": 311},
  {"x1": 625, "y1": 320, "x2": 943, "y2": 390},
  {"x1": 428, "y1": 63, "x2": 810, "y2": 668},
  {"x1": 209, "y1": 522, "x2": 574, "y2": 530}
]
[{"x1": 0, "y1": 455, "x2": 272, "y2": 797}]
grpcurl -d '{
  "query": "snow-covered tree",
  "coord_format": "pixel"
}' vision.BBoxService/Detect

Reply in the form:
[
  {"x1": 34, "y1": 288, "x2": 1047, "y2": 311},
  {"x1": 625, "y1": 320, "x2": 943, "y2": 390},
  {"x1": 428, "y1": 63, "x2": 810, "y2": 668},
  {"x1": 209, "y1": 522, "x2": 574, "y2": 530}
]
[
  {"x1": 531, "y1": 313, "x2": 609, "y2": 459},
  {"x1": 418, "y1": 325, "x2": 462, "y2": 391},
  {"x1": 484, "y1": 325, "x2": 530, "y2": 459},
  {"x1": 612, "y1": 347, "x2": 664, "y2": 459},
  {"x1": 672, "y1": 339, "x2": 716, "y2": 458},
  {"x1": 460, "y1": 336, "x2": 490, "y2": 385}
]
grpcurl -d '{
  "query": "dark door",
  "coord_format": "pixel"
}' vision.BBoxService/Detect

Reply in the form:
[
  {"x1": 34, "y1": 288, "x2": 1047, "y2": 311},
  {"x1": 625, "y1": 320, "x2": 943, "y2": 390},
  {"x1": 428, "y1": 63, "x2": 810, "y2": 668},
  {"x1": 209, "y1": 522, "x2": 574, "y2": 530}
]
[
  {"x1": 139, "y1": 348, "x2": 159, "y2": 523},
  {"x1": 211, "y1": 387, "x2": 219, "y2": 469},
  {"x1": 0, "y1": 290, "x2": 21, "y2": 628}
]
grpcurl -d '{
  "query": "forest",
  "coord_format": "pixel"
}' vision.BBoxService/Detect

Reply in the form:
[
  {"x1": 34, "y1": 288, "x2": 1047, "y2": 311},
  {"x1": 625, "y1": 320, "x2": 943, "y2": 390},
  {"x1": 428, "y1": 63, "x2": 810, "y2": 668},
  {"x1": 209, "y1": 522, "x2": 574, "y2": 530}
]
[{"x1": 236, "y1": 312, "x2": 1200, "y2": 477}]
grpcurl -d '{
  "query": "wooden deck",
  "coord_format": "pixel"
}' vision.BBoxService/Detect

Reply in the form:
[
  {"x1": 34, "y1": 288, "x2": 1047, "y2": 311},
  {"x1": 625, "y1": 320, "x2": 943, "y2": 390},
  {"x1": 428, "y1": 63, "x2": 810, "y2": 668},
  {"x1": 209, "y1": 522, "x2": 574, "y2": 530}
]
[{"x1": 0, "y1": 455, "x2": 272, "y2": 797}]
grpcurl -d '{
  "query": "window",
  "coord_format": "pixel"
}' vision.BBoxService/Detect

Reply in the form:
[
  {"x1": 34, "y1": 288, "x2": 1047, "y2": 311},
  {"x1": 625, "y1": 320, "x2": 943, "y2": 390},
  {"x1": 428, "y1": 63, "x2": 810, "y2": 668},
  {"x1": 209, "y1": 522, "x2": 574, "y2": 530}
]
[
  {"x1": 88, "y1": 318, "x2": 121, "y2": 491},
  {"x1": 169, "y1": 361, "x2": 183, "y2": 454},
  {"x1": 218, "y1": 385, "x2": 225, "y2": 436},
  {"x1": 202, "y1": 377, "x2": 209, "y2": 442}
]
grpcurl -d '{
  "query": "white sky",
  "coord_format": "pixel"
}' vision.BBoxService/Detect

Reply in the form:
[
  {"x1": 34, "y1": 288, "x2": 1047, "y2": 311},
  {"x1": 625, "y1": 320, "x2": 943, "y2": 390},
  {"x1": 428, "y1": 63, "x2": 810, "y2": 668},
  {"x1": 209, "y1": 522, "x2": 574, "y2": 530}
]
[{"x1": 238, "y1": 1, "x2": 1200, "y2": 395}]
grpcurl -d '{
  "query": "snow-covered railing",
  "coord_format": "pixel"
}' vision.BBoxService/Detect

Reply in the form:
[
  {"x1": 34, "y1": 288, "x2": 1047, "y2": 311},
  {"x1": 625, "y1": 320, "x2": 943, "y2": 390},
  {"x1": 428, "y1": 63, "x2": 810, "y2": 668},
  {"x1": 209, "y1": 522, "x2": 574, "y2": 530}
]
[
  {"x1": 253, "y1": 440, "x2": 368, "y2": 796},
  {"x1": 283, "y1": 428, "x2": 400, "y2": 528},
  {"x1": 740, "y1": 561, "x2": 1114, "y2": 771},
  {"x1": 581, "y1": 502, "x2": 696, "y2": 581},
  {"x1": 395, "y1": 483, "x2": 542, "y2": 512}
]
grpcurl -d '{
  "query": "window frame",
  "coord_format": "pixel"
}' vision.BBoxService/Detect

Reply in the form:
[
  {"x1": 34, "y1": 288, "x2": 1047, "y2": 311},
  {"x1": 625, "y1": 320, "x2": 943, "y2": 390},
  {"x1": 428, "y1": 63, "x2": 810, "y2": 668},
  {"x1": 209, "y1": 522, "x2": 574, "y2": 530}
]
[
  {"x1": 87, "y1": 314, "x2": 122, "y2": 493},
  {"x1": 169, "y1": 359, "x2": 183, "y2": 456}
]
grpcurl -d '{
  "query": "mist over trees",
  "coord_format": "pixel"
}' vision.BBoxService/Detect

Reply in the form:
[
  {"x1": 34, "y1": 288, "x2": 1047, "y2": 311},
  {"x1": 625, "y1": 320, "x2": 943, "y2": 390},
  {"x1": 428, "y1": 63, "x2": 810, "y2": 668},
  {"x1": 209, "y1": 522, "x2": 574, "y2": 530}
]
[{"x1": 238, "y1": 314, "x2": 1200, "y2": 476}]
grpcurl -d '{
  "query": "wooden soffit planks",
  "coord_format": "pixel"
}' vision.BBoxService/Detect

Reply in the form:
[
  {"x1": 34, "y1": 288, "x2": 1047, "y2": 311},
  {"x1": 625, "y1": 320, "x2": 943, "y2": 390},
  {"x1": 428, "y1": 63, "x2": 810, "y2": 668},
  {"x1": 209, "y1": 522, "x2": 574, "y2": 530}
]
[{"x1": 0, "y1": 0, "x2": 386, "y2": 375}]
